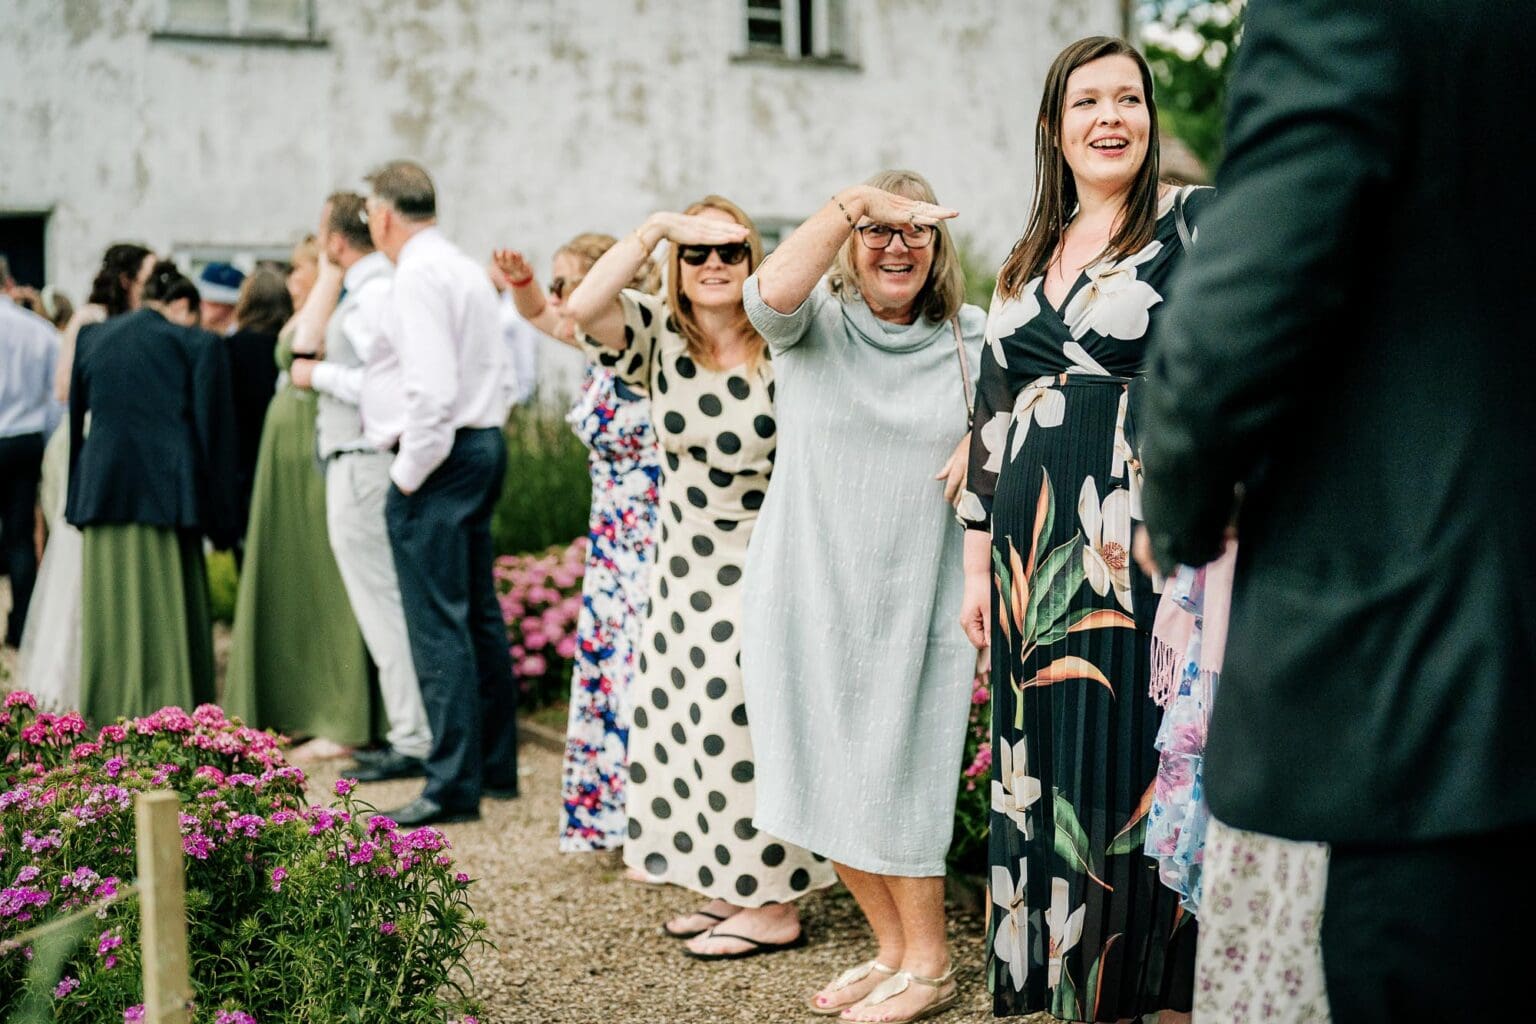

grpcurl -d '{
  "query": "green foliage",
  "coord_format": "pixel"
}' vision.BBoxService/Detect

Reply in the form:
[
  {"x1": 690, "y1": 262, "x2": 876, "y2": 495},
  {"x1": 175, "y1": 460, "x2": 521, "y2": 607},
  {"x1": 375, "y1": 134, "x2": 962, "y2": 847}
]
[
  {"x1": 493, "y1": 401, "x2": 592, "y2": 556},
  {"x1": 1140, "y1": 0, "x2": 1246, "y2": 171},
  {"x1": 205, "y1": 550, "x2": 238, "y2": 625},
  {"x1": 948, "y1": 672, "x2": 991, "y2": 876},
  {"x1": 0, "y1": 698, "x2": 485, "y2": 1023},
  {"x1": 953, "y1": 231, "x2": 1000, "y2": 312}
]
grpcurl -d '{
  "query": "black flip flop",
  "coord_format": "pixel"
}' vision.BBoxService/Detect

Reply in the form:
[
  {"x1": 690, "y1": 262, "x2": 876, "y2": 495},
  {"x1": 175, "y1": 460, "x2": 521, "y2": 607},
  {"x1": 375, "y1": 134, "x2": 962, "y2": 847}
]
[
  {"x1": 661, "y1": 909, "x2": 732, "y2": 940},
  {"x1": 680, "y1": 928, "x2": 808, "y2": 961}
]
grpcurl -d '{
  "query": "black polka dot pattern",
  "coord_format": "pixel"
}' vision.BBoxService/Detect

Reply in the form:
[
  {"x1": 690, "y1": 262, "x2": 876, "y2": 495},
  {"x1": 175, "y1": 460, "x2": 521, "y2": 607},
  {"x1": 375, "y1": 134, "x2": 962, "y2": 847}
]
[{"x1": 591, "y1": 290, "x2": 833, "y2": 905}]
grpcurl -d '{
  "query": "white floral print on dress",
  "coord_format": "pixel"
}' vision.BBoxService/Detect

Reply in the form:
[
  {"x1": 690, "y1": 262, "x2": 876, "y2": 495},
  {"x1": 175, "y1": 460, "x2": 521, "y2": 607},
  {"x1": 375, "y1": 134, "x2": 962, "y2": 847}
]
[
  {"x1": 1062, "y1": 241, "x2": 1165, "y2": 342},
  {"x1": 991, "y1": 861, "x2": 1030, "y2": 992},
  {"x1": 1078, "y1": 476, "x2": 1134, "y2": 613}
]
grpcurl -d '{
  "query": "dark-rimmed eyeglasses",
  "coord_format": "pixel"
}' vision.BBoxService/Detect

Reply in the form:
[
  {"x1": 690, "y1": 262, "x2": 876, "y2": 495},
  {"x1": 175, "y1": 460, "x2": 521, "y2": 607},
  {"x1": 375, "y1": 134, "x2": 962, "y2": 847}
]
[
  {"x1": 548, "y1": 276, "x2": 582, "y2": 300},
  {"x1": 678, "y1": 243, "x2": 750, "y2": 266},
  {"x1": 855, "y1": 224, "x2": 935, "y2": 250}
]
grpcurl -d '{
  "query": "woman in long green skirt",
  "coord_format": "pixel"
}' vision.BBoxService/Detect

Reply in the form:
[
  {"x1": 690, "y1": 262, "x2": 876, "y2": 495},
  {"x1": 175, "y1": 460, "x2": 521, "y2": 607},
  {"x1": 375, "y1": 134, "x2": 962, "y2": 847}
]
[
  {"x1": 223, "y1": 241, "x2": 373, "y2": 753},
  {"x1": 69, "y1": 262, "x2": 236, "y2": 722}
]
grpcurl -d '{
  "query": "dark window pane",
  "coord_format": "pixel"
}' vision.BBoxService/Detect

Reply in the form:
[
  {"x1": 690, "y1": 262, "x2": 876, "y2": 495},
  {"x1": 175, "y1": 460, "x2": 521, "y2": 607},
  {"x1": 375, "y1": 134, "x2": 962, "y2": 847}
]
[{"x1": 747, "y1": 17, "x2": 783, "y2": 46}]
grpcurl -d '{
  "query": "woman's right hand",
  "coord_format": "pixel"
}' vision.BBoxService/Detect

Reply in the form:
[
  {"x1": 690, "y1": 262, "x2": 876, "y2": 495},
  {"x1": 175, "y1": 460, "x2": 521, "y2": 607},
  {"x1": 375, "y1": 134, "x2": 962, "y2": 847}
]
[
  {"x1": 645, "y1": 212, "x2": 750, "y2": 247},
  {"x1": 960, "y1": 572, "x2": 991, "y2": 650}
]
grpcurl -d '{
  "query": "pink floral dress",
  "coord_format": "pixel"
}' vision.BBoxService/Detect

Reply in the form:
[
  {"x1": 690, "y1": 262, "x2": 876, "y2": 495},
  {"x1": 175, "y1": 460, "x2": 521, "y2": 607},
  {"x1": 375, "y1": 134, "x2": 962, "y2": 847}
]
[{"x1": 559, "y1": 368, "x2": 659, "y2": 851}]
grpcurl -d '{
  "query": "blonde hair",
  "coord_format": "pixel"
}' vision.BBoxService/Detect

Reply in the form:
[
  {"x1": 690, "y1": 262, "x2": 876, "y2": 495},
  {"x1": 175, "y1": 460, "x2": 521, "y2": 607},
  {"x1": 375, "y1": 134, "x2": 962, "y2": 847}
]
[
  {"x1": 665, "y1": 195, "x2": 767, "y2": 371},
  {"x1": 290, "y1": 234, "x2": 320, "y2": 271},
  {"x1": 557, "y1": 232, "x2": 659, "y2": 294},
  {"x1": 828, "y1": 169, "x2": 965, "y2": 324}
]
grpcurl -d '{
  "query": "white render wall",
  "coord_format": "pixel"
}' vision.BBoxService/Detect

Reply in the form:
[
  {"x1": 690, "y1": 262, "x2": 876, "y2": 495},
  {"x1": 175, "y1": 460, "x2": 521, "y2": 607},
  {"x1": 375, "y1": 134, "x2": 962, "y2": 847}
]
[{"x1": 3, "y1": 0, "x2": 1117, "y2": 391}]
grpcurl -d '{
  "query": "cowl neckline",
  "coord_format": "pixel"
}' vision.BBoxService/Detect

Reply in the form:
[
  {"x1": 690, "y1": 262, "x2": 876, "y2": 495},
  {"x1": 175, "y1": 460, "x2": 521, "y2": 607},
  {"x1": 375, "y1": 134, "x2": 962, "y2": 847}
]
[{"x1": 839, "y1": 291, "x2": 951, "y2": 354}]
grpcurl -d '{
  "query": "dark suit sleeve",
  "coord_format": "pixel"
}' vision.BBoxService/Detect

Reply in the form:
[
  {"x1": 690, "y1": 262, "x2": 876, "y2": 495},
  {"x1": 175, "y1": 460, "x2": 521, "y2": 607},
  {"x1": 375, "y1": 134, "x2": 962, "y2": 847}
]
[
  {"x1": 190, "y1": 330, "x2": 242, "y2": 549},
  {"x1": 1139, "y1": 0, "x2": 1404, "y2": 570},
  {"x1": 65, "y1": 326, "x2": 92, "y2": 526}
]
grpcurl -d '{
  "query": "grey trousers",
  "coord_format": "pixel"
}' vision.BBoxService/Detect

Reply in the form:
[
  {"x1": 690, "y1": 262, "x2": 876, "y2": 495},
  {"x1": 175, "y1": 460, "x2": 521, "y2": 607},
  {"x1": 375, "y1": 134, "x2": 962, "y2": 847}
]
[{"x1": 326, "y1": 451, "x2": 432, "y2": 760}]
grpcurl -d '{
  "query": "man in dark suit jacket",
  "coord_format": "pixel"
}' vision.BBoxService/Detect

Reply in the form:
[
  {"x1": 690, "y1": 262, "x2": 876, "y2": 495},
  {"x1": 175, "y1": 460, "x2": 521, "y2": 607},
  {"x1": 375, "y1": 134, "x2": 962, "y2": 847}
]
[{"x1": 1137, "y1": 1, "x2": 1535, "y2": 1018}]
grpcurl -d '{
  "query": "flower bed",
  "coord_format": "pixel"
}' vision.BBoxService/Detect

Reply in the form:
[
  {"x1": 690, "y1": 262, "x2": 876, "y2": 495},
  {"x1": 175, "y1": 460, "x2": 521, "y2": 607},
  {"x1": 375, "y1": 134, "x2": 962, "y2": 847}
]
[
  {"x1": 495, "y1": 540, "x2": 585, "y2": 711},
  {"x1": 0, "y1": 694, "x2": 484, "y2": 1023}
]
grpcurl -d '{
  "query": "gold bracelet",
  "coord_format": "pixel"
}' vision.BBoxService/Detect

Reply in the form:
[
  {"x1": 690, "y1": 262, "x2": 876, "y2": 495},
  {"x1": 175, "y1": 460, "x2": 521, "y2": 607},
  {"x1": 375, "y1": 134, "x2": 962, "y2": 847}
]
[{"x1": 832, "y1": 195, "x2": 855, "y2": 228}]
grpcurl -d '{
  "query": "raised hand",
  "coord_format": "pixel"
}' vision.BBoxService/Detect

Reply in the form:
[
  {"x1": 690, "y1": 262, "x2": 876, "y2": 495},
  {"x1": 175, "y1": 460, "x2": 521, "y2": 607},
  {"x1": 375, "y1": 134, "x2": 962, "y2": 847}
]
[
  {"x1": 492, "y1": 249, "x2": 535, "y2": 287},
  {"x1": 648, "y1": 212, "x2": 751, "y2": 247},
  {"x1": 856, "y1": 186, "x2": 958, "y2": 228}
]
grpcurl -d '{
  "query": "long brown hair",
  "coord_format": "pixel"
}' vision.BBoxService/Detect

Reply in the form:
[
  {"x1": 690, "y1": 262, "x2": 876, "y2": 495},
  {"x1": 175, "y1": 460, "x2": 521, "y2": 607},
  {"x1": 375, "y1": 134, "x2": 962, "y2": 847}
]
[
  {"x1": 234, "y1": 267, "x2": 294, "y2": 335},
  {"x1": 828, "y1": 169, "x2": 965, "y2": 324},
  {"x1": 996, "y1": 36, "x2": 1162, "y2": 300},
  {"x1": 665, "y1": 195, "x2": 766, "y2": 371}
]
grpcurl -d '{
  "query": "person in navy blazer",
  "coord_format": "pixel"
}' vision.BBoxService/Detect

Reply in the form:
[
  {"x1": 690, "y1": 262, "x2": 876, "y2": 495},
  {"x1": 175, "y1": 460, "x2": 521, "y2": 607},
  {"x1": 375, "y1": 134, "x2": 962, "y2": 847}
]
[{"x1": 67, "y1": 260, "x2": 239, "y2": 721}]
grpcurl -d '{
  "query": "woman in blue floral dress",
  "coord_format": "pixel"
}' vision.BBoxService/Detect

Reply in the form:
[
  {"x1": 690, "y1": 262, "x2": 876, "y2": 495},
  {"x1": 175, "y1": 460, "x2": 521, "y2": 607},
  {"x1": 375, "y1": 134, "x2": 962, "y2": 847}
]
[{"x1": 495, "y1": 237, "x2": 660, "y2": 851}]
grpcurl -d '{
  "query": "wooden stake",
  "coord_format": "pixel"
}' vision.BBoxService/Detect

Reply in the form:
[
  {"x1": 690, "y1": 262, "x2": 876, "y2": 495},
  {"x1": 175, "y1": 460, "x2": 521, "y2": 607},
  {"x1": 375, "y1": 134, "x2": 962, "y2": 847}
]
[{"x1": 135, "y1": 790, "x2": 193, "y2": 1024}]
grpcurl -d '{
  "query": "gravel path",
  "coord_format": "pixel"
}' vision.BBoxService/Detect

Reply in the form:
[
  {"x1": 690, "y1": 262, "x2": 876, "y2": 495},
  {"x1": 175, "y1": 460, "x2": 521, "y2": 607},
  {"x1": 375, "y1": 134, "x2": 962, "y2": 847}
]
[{"x1": 324, "y1": 743, "x2": 1054, "y2": 1024}]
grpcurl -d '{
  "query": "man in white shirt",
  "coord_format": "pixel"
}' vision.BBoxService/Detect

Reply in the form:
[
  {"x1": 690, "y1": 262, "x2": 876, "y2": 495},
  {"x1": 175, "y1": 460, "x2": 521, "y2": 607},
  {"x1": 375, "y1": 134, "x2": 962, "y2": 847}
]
[
  {"x1": 356, "y1": 160, "x2": 519, "y2": 826},
  {"x1": 289, "y1": 192, "x2": 433, "y2": 784},
  {"x1": 0, "y1": 255, "x2": 61, "y2": 646}
]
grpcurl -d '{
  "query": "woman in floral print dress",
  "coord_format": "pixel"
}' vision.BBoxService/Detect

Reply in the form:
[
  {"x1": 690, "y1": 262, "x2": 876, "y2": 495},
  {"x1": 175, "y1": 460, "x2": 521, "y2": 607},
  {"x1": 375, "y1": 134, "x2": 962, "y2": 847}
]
[
  {"x1": 495, "y1": 237, "x2": 661, "y2": 852},
  {"x1": 957, "y1": 37, "x2": 1207, "y2": 1021}
]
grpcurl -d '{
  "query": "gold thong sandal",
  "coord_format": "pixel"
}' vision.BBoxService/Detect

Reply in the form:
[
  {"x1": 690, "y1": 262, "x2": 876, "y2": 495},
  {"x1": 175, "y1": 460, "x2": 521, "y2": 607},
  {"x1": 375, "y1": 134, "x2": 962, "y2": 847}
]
[
  {"x1": 807, "y1": 960, "x2": 898, "y2": 1016},
  {"x1": 841, "y1": 963, "x2": 959, "y2": 1024}
]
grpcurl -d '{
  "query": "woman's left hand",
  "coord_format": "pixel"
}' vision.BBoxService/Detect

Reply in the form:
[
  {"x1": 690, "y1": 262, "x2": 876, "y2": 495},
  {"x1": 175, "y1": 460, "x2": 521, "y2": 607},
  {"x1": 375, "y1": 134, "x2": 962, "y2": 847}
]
[{"x1": 935, "y1": 433, "x2": 970, "y2": 507}]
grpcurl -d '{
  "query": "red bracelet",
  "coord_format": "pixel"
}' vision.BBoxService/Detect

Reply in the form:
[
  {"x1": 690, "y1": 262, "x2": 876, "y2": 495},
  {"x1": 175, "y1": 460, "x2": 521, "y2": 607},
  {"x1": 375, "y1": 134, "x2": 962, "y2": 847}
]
[{"x1": 509, "y1": 274, "x2": 534, "y2": 288}]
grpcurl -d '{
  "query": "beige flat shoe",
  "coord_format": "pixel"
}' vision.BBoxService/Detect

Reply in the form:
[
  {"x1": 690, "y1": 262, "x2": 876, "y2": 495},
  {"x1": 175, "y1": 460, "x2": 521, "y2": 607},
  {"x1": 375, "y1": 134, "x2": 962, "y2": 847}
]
[
  {"x1": 808, "y1": 960, "x2": 899, "y2": 1016},
  {"x1": 840, "y1": 963, "x2": 959, "y2": 1024}
]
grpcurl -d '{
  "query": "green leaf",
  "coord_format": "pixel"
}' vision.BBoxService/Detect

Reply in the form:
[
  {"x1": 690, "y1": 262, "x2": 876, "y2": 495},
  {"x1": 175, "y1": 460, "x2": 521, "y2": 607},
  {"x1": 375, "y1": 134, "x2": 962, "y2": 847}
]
[
  {"x1": 1084, "y1": 934, "x2": 1122, "y2": 1019},
  {"x1": 1054, "y1": 960, "x2": 1081, "y2": 1020},
  {"x1": 1106, "y1": 817, "x2": 1150, "y2": 856},
  {"x1": 993, "y1": 544, "x2": 1013, "y2": 618},
  {"x1": 1050, "y1": 788, "x2": 1105, "y2": 889},
  {"x1": 1029, "y1": 538, "x2": 1085, "y2": 644}
]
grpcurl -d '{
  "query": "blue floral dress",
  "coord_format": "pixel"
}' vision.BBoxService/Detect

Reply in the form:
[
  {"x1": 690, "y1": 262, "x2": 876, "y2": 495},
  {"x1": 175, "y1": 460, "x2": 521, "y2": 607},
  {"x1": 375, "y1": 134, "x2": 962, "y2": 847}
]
[
  {"x1": 559, "y1": 367, "x2": 660, "y2": 851},
  {"x1": 1145, "y1": 565, "x2": 1214, "y2": 913}
]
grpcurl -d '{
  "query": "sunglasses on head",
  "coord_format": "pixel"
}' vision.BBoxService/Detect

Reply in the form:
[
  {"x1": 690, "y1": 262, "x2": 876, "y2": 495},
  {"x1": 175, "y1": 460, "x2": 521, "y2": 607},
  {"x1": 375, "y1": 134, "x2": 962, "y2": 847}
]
[{"x1": 678, "y1": 243, "x2": 750, "y2": 266}]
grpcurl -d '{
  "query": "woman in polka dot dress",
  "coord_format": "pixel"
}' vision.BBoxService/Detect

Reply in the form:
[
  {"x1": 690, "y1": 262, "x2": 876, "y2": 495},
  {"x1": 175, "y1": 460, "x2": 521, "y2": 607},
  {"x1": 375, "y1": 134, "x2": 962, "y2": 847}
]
[{"x1": 568, "y1": 195, "x2": 836, "y2": 959}]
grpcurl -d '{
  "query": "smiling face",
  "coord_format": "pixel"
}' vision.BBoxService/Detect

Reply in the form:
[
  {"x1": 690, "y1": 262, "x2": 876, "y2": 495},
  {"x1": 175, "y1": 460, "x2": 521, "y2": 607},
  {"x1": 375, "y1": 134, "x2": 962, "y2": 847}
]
[
  {"x1": 852, "y1": 220, "x2": 936, "y2": 324},
  {"x1": 677, "y1": 208, "x2": 750, "y2": 313},
  {"x1": 1059, "y1": 54, "x2": 1151, "y2": 199}
]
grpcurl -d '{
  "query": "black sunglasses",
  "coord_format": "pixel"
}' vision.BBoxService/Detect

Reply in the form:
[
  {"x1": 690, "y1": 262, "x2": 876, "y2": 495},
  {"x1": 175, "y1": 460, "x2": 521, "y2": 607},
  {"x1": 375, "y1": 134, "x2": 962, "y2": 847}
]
[
  {"x1": 547, "y1": 275, "x2": 581, "y2": 300},
  {"x1": 678, "y1": 243, "x2": 750, "y2": 266}
]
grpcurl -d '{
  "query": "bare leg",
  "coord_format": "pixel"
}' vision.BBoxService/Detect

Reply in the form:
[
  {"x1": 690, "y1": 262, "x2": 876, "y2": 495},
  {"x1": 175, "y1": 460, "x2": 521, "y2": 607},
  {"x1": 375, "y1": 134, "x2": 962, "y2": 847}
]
[
  {"x1": 683, "y1": 902, "x2": 801, "y2": 956},
  {"x1": 843, "y1": 875, "x2": 954, "y2": 1023},
  {"x1": 808, "y1": 863, "x2": 906, "y2": 1012}
]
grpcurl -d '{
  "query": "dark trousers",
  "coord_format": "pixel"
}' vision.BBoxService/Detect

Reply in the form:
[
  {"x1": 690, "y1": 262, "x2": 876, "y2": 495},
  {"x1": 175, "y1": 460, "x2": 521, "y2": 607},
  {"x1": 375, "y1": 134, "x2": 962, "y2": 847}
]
[
  {"x1": 385, "y1": 427, "x2": 518, "y2": 811},
  {"x1": 1322, "y1": 821, "x2": 1536, "y2": 1021},
  {"x1": 0, "y1": 432, "x2": 45, "y2": 646}
]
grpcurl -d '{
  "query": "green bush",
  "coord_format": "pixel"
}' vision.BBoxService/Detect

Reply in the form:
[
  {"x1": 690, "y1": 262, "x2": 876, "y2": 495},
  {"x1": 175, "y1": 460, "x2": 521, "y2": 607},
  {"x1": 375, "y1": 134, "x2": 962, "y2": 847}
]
[
  {"x1": 205, "y1": 550, "x2": 238, "y2": 625},
  {"x1": 954, "y1": 231, "x2": 1000, "y2": 312},
  {"x1": 493, "y1": 401, "x2": 591, "y2": 556}
]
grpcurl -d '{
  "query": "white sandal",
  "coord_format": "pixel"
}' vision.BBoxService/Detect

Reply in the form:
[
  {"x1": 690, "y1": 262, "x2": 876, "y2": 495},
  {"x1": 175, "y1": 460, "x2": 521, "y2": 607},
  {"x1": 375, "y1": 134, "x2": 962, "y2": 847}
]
[
  {"x1": 807, "y1": 959, "x2": 898, "y2": 1016},
  {"x1": 840, "y1": 963, "x2": 959, "y2": 1023}
]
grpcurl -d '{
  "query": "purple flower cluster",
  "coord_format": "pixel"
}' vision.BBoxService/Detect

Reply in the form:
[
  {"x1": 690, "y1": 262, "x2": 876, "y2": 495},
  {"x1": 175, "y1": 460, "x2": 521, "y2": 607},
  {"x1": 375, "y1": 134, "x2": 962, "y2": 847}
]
[{"x1": 1, "y1": 693, "x2": 482, "y2": 1021}]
